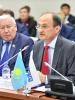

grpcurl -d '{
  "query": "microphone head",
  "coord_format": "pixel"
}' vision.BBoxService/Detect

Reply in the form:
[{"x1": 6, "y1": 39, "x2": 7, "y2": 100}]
[
  {"x1": 44, "y1": 62, "x2": 51, "y2": 68},
  {"x1": 44, "y1": 62, "x2": 48, "y2": 65}
]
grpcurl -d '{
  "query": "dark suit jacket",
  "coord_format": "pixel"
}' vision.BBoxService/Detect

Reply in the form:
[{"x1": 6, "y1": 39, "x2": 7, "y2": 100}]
[
  {"x1": 16, "y1": 16, "x2": 37, "y2": 37},
  {"x1": 60, "y1": 24, "x2": 75, "y2": 41},
  {"x1": 16, "y1": 22, "x2": 29, "y2": 36},
  {"x1": 33, "y1": 35, "x2": 75, "y2": 84},
  {"x1": 68, "y1": 14, "x2": 75, "y2": 26},
  {"x1": 0, "y1": 33, "x2": 34, "y2": 71}
]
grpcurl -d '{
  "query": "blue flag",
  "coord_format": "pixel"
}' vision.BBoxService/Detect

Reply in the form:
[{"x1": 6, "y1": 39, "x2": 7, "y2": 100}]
[{"x1": 11, "y1": 52, "x2": 27, "y2": 90}]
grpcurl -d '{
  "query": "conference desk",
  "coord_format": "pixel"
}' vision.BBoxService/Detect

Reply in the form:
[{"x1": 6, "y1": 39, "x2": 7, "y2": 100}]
[{"x1": 0, "y1": 88, "x2": 59, "y2": 100}]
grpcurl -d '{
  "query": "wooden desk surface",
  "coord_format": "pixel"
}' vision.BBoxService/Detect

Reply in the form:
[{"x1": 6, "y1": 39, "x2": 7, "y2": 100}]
[{"x1": 0, "y1": 88, "x2": 60, "y2": 100}]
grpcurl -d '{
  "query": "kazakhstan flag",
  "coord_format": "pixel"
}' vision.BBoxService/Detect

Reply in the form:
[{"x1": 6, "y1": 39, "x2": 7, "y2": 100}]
[{"x1": 11, "y1": 51, "x2": 27, "y2": 90}]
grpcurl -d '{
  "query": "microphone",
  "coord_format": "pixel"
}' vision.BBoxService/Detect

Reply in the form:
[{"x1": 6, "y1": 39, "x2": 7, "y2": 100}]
[
  {"x1": 0, "y1": 45, "x2": 29, "y2": 68},
  {"x1": 44, "y1": 62, "x2": 72, "y2": 82}
]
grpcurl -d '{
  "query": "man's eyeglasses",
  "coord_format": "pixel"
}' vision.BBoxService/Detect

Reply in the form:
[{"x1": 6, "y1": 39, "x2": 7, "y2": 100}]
[
  {"x1": 0, "y1": 25, "x2": 16, "y2": 30},
  {"x1": 36, "y1": 24, "x2": 49, "y2": 29}
]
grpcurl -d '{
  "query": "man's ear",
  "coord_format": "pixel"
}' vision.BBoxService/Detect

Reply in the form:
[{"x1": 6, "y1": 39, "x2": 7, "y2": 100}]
[{"x1": 55, "y1": 26, "x2": 61, "y2": 33}]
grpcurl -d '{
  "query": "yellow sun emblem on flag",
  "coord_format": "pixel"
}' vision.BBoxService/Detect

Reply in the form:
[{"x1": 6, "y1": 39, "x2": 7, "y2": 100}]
[{"x1": 14, "y1": 68, "x2": 22, "y2": 76}]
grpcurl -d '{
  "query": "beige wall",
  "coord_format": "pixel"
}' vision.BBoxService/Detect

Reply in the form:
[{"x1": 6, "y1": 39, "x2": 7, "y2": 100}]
[{"x1": 0, "y1": 0, "x2": 75, "y2": 20}]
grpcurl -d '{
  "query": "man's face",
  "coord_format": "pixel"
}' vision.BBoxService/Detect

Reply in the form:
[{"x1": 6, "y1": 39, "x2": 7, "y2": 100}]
[
  {"x1": 37, "y1": 15, "x2": 60, "y2": 43},
  {"x1": 19, "y1": 8, "x2": 29, "y2": 21},
  {"x1": 0, "y1": 18, "x2": 17, "y2": 42},
  {"x1": 61, "y1": 6, "x2": 70, "y2": 16}
]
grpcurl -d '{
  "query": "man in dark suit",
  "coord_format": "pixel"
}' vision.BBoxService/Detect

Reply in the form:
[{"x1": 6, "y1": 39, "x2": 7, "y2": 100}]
[
  {"x1": 16, "y1": 5, "x2": 37, "y2": 37},
  {"x1": 33, "y1": 12, "x2": 75, "y2": 84},
  {"x1": 0, "y1": 15, "x2": 34, "y2": 76},
  {"x1": 60, "y1": 3, "x2": 75, "y2": 26},
  {"x1": 60, "y1": 24, "x2": 75, "y2": 41}
]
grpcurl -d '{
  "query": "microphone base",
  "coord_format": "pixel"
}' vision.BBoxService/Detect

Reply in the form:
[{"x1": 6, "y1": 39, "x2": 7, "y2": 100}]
[
  {"x1": 45, "y1": 76, "x2": 74, "y2": 100},
  {"x1": 45, "y1": 90, "x2": 75, "y2": 100}
]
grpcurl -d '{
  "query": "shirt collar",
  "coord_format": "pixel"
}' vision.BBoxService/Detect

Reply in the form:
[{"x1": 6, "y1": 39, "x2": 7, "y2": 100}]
[
  {"x1": 65, "y1": 15, "x2": 69, "y2": 19},
  {"x1": 3, "y1": 40, "x2": 12, "y2": 45},
  {"x1": 44, "y1": 36, "x2": 58, "y2": 49}
]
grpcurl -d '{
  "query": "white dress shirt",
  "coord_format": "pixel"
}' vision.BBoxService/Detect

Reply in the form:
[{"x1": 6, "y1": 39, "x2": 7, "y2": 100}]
[
  {"x1": 64, "y1": 15, "x2": 69, "y2": 24},
  {"x1": 1, "y1": 41, "x2": 12, "y2": 60},
  {"x1": 44, "y1": 36, "x2": 58, "y2": 66},
  {"x1": 44, "y1": 36, "x2": 58, "y2": 84}
]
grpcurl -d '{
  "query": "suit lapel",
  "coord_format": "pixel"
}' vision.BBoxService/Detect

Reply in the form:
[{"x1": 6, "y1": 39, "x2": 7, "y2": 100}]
[
  {"x1": 9, "y1": 34, "x2": 18, "y2": 58},
  {"x1": 9, "y1": 43, "x2": 16, "y2": 58},
  {"x1": 52, "y1": 35, "x2": 63, "y2": 69},
  {"x1": 38, "y1": 42, "x2": 44, "y2": 71},
  {"x1": 33, "y1": 41, "x2": 44, "y2": 71}
]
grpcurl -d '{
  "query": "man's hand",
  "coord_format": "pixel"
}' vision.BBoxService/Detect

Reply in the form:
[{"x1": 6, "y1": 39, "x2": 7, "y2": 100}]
[{"x1": 37, "y1": 71, "x2": 46, "y2": 83}]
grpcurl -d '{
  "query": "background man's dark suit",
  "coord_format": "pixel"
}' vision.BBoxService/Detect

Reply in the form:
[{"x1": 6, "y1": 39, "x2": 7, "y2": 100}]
[
  {"x1": 0, "y1": 33, "x2": 34, "y2": 71},
  {"x1": 16, "y1": 16, "x2": 37, "y2": 37},
  {"x1": 33, "y1": 35, "x2": 75, "y2": 84},
  {"x1": 60, "y1": 24, "x2": 75, "y2": 41},
  {"x1": 68, "y1": 14, "x2": 75, "y2": 26}
]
